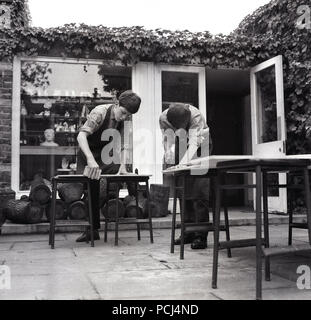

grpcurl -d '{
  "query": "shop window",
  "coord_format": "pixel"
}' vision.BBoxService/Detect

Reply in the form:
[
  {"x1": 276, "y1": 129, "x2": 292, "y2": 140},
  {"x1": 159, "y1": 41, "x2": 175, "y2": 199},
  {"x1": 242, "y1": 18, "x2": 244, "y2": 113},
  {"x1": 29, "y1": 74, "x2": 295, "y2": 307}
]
[{"x1": 18, "y1": 58, "x2": 132, "y2": 191}]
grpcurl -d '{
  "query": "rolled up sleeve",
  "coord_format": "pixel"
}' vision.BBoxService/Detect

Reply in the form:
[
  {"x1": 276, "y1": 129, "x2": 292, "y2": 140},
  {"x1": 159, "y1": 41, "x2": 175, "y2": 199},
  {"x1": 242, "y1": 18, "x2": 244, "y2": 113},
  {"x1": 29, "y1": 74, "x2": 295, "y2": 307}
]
[
  {"x1": 80, "y1": 106, "x2": 105, "y2": 135},
  {"x1": 188, "y1": 113, "x2": 207, "y2": 147}
]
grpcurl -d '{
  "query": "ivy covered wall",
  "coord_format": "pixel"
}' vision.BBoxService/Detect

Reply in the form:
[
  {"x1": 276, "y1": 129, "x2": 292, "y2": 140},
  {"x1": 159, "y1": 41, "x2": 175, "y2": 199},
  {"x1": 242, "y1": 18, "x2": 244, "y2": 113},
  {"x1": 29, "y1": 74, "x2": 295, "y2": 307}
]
[{"x1": 0, "y1": 0, "x2": 310, "y2": 155}]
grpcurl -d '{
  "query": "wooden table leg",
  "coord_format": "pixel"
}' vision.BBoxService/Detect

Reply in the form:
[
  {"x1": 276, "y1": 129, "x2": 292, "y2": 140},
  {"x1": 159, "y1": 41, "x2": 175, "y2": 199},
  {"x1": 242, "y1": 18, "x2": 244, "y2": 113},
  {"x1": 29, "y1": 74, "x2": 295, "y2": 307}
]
[
  {"x1": 171, "y1": 176, "x2": 177, "y2": 254},
  {"x1": 104, "y1": 181, "x2": 109, "y2": 243},
  {"x1": 255, "y1": 165, "x2": 263, "y2": 300},
  {"x1": 288, "y1": 183, "x2": 294, "y2": 246},
  {"x1": 212, "y1": 172, "x2": 222, "y2": 289},
  {"x1": 180, "y1": 175, "x2": 186, "y2": 260},
  {"x1": 262, "y1": 171, "x2": 270, "y2": 281},
  {"x1": 115, "y1": 184, "x2": 120, "y2": 246},
  {"x1": 223, "y1": 189, "x2": 232, "y2": 258},
  {"x1": 135, "y1": 182, "x2": 141, "y2": 241},
  {"x1": 50, "y1": 179, "x2": 57, "y2": 249},
  {"x1": 87, "y1": 180, "x2": 94, "y2": 247},
  {"x1": 145, "y1": 179, "x2": 153, "y2": 243}
]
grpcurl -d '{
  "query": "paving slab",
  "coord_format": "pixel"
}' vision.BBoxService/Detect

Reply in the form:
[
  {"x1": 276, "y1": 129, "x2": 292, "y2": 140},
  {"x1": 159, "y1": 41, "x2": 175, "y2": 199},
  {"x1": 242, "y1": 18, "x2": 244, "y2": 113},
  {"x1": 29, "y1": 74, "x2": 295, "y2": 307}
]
[
  {"x1": 0, "y1": 225, "x2": 311, "y2": 300},
  {"x1": 0, "y1": 273, "x2": 99, "y2": 300}
]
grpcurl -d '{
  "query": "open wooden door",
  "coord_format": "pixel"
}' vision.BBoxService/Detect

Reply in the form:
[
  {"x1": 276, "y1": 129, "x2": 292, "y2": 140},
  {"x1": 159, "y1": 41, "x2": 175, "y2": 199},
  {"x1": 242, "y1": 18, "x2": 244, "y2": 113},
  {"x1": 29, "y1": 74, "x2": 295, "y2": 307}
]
[{"x1": 250, "y1": 55, "x2": 287, "y2": 212}]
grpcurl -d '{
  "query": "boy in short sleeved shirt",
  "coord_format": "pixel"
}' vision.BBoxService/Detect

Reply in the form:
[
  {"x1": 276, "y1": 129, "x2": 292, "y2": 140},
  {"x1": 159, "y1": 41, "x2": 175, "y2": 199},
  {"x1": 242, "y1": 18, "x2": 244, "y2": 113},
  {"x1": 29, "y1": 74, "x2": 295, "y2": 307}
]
[
  {"x1": 76, "y1": 90, "x2": 141, "y2": 242},
  {"x1": 159, "y1": 103, "x2": 212, "y2": 249}
]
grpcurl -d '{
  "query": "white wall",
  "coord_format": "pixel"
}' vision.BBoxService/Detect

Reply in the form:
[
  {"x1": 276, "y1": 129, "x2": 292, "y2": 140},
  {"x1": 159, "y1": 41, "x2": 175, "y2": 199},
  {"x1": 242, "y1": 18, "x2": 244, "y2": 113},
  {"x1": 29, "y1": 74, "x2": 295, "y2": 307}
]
[{"x1": 132, "y1": 62, "x2": 162, "y2": 184}]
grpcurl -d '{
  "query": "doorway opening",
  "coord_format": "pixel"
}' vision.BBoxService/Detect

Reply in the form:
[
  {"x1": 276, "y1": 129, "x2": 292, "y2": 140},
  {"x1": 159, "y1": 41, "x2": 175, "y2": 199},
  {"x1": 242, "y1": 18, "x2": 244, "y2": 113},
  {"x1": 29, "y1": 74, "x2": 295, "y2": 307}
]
[{"x1": 206, "y1": 68, "x2": 251, "y2": 207}]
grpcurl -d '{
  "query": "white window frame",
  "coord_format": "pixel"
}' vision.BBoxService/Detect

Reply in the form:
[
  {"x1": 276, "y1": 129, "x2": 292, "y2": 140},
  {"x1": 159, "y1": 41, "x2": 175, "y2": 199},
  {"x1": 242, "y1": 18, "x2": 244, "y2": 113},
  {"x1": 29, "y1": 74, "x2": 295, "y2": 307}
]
[{"x1": 12, "y1": 56, "x2": 129, "y2": 197}]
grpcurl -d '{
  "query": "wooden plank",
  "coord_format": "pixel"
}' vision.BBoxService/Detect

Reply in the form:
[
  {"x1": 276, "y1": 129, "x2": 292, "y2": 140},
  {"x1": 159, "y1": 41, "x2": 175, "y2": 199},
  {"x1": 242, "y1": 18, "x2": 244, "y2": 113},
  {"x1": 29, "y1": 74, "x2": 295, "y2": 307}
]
[
  {"x1": 53, "y1": 221, "x2": 91, "y2": 227},
  {"x1": 262, "y1": 244, "x2": 311, "y2": 257},
  {"x1": 114, "y1": 219, "x2": 150, "y2": 224},
  {"x1": 163, "y1": 155, "x2": 254, "y2": 173},
  {"x1": 219, "y1": 238, "x2": 265, "y2": 249},
  {"x1": 289, "y1": 222, "x2": 308, "y2": 229}
]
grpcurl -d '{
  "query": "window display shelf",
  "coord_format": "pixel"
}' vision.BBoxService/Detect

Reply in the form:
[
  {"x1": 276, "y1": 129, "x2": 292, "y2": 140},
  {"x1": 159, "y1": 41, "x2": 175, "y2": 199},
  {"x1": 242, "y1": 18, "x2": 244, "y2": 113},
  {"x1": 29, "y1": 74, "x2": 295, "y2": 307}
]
[
  {"x1": 20, "y1": 146, "x2": 77, "y2": 155},
  {"x1": 22, "y1": 115, "x2": 85, "y2": 121}
]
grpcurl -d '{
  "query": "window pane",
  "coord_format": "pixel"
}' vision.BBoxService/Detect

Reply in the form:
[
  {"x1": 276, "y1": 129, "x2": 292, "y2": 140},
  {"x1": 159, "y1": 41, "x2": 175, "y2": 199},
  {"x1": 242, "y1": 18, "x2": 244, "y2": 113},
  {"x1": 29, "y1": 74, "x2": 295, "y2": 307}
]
[
  {"x1": 255, "y1": 65, "x2": 278, "y2": 143},
  {"x1": 162, "y1": 71, "x2": 198, "y2": 111},
  {"x1": 19, "y1": 60, "x2": 132, "y2": 190},
  {"x1": 161, "y1": 71, "x2": 199, "y2": 196}
]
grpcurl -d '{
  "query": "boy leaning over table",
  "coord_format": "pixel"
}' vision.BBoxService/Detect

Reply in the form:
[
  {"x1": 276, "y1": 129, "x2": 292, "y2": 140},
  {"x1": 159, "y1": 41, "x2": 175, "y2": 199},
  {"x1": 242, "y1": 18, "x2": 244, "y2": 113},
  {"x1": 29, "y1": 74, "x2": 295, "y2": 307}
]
[
  {"x1": 76, "y1": 90, "x2": 141, "y2": 242},
  {"x1": 160, "y1": 103, "x2": 212, "y2": 249}
]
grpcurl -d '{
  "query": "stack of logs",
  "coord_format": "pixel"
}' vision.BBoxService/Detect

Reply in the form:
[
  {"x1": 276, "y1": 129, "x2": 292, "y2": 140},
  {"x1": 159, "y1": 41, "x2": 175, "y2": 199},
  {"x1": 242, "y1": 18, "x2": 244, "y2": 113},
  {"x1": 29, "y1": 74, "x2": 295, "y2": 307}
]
[
  {"x1": 3, "y1": 178, "x2": 170, "y2": 224},
  {"x1": 101, "y1": 183, "x2": 170, "y2": 220},
  {"x1": 4, "y1": 177, "x2": 88, "y2": 224},
  {"x1": 56, "y1": 183, "x2": 86, "y2": 220},
  {"x1": 0, "y1": 184, "x2": 16, "y2": 228},
  {"x1": 4, "y1": 177, "x2": 50, "y2": 224}
]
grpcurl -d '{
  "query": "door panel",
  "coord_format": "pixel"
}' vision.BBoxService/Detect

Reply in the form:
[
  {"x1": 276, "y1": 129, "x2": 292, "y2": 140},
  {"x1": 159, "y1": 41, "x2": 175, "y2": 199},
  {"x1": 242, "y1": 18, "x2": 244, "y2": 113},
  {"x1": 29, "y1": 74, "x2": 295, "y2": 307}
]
[
  {"x1": 250, "y1": 55, "x2": 287, "y2": 212},
  {"x1": 155, "y1": 65, "x2": 206, "y2": 184}
]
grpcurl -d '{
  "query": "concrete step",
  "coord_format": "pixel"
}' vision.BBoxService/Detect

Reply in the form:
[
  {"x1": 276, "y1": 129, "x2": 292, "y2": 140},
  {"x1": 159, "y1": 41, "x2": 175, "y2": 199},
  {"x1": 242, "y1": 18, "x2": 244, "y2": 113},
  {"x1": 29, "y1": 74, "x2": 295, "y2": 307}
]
[{"x1": 0, "y1": 208, "x2": 307, "y2": 235}]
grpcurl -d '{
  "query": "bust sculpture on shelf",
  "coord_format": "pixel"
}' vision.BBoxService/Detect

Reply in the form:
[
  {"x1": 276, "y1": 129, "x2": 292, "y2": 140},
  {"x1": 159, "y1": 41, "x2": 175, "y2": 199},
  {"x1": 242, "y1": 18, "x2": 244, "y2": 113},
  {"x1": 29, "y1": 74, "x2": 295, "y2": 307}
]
[{"x1": 40, "y1": 129, "x2": 59, "y2": 147}]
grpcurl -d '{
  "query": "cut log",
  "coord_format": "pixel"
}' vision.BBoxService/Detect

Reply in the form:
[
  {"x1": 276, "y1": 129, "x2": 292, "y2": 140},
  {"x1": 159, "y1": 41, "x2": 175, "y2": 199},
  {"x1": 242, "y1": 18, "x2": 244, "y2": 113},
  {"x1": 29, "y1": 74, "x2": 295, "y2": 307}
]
[
  {"x1": 0, "y1": 185, "x2": 15, "y2": 225},
  {"x1": 45, "y1": 200, "x2": 67, "y2": 221},
  {"x1": 4, "y1": 199, "x2": 43, "y2": 224},
  {"x1": 0, "y1": 209, "x2": 6, "y2": 226},
  {"x1": 123, "y1": 195, "x2": 134, "y2": 207},
  {"x1": 0, "y1": 185, "x2": 16, "y2": 207},
  {"x1": 58, "y1": 183, "x2": 84, "y2": 204},
  {"x1": 5, "y1": 199, "x2": 29, "y2": 223},
  {"x1": 67, "y1": 201, "x2": 87, "y2": 220},
  {"x1": 27, "y1": 203, "x2": 44, "y2": 224},
  {"x1": 125, "y1": 197, "x2": 147, "y2": 219},
  {"x1": 102, "y1": 199, "x2": 125, "y2": 221},
  {"x1": 29, "y1": 178, "x2": 51, "y2": 205}
]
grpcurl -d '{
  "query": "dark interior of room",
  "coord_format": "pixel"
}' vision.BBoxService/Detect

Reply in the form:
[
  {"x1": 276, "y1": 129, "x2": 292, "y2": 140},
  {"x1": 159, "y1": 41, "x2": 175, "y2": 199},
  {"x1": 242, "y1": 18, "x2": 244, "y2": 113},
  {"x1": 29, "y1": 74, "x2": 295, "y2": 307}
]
[{"x1": 206, "y1": 68, "x2": 251, "y2": 206}]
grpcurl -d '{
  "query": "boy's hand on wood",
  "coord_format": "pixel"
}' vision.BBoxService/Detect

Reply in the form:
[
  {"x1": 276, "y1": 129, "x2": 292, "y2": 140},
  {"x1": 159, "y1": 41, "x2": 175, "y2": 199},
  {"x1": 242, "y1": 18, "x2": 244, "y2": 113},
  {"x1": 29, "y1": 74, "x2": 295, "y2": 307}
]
[{"x1": 84, "y1": 159, "x2": 101, "y2": 180}]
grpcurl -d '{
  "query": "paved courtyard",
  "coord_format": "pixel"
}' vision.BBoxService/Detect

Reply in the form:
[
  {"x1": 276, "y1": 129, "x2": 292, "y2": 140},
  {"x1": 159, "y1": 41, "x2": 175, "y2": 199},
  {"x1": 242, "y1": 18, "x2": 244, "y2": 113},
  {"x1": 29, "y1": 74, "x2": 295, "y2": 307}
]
[{"x1": 0, "y1": 224, "x2": 311, "y2": 300}]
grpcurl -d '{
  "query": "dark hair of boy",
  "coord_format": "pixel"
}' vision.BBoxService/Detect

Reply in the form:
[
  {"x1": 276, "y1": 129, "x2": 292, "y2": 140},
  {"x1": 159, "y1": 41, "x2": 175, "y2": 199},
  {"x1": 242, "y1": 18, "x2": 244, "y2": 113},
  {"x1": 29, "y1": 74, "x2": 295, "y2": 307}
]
[
  {"x1": 167, "y1": 103, "x2": 191, "y2": 129},
  {"x1": 118, "y1": 90, "x2": 141, "y2": 114}
]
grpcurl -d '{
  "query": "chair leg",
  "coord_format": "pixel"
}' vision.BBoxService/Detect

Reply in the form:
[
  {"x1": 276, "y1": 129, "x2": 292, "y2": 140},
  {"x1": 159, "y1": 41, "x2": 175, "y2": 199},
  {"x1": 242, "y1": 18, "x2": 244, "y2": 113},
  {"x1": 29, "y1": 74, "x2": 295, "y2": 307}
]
[
  {"x1": 212, "y1": 172, "x2": 222, "y2": 289},
  {"x1": 87, "y1": 180, "x2": 94, "y2": 248},
  {"x1": 255, "y1": 165, "x2": 263, "y2": 300},
  {"x1": 145, "y1": 180, "x2": 154, "y2": 243},
  {"x1": 262, "y1": 171, "x2": 271, "y2": 282},
  {"x1": 171, "y1": 176, "x2": 177, "y2": 254},
  {"x1": 223, "y1": 190, "x2": 232, "y2": 258},
  {"x1": 135, "y1": 182, "x2": 141, "y2": 241},
  {"x1": 180, "y1": 175, "x2": 186, "y2": 260}
]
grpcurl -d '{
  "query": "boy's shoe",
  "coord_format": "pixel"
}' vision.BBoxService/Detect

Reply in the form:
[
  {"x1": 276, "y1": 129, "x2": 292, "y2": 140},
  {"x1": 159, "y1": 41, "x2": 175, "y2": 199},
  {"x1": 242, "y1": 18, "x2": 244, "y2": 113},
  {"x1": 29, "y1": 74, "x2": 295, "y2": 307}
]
[
  {"x1": 191, "y1": 237, "x2": 207, "y2": 249},
  {"x1": 174, "y1": 233, "x2": 195, "y2": 245},
  {"x1": 76, "y1": 229, "x2": 100, "y2": 242}
]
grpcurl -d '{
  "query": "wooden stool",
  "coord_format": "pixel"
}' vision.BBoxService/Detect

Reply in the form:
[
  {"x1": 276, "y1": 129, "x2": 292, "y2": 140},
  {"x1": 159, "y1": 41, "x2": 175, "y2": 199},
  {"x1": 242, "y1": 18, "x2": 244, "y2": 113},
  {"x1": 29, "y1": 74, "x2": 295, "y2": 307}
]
[
  {"x1": 49, "y1": 175, "x2": 95, "y2": 249},
  {"x1": 103, "y1": 175, "x2": 154, "y2": 246},
  {"x1": 212, "y1": 159, "x2": 311, "y2": 300},
  {"x1": 170, "y1": 170, "x2": 231, "y2": 260}
]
